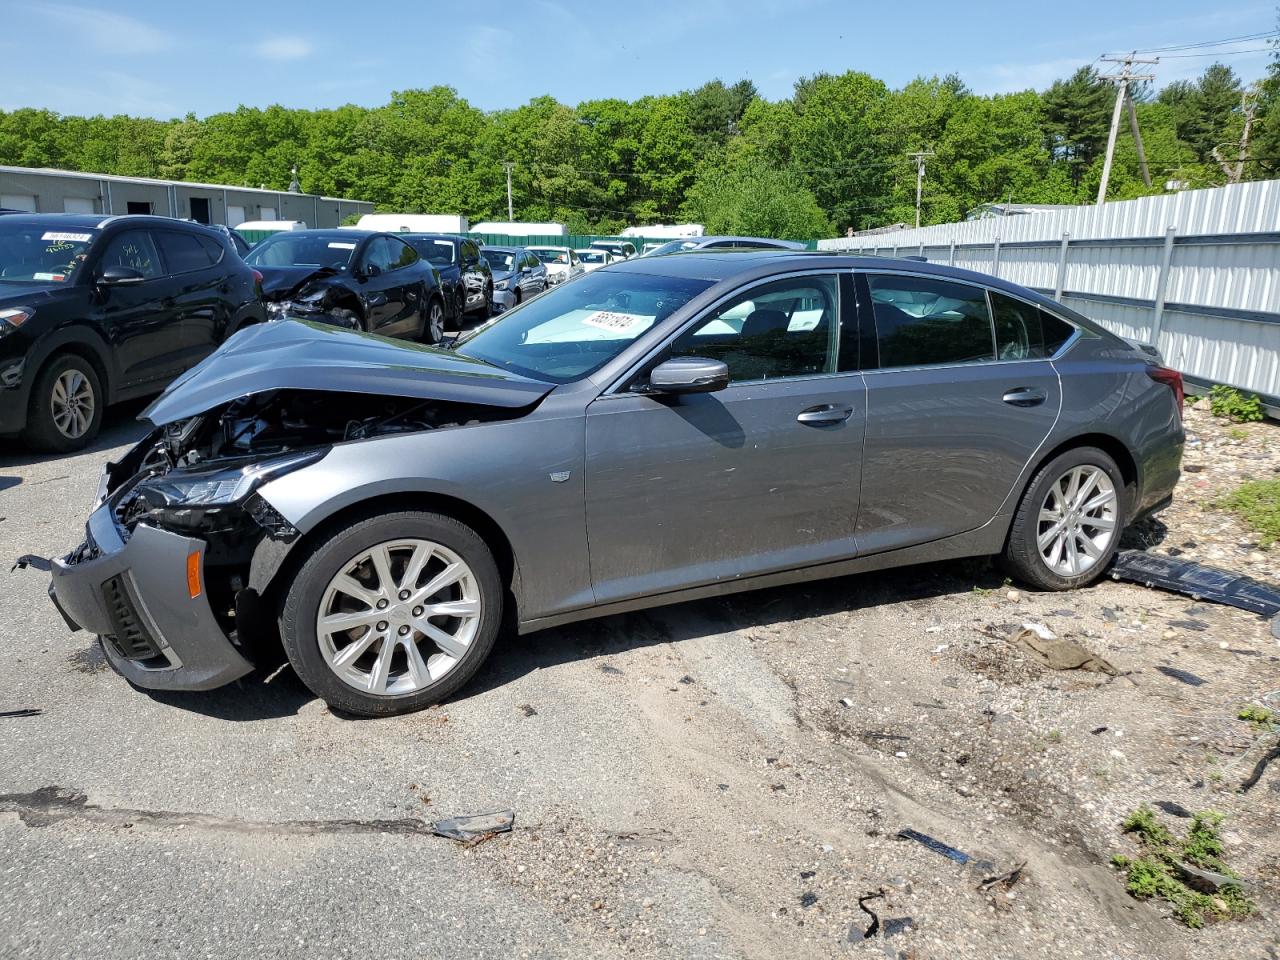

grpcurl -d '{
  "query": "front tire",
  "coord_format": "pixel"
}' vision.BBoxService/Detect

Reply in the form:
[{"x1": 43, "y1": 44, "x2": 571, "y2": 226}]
[
  {"x1": 423, "y1": 298, "x2": 446, "y2": 344},
  {"x1": 23, "y1": 354, "x2": 103, "y2": 452},
  {"x1": 279, "y1": 511, "x2": 503, "y2": 717},
  {"x1": 1001, "y1": 446, "x2": 1125, "y2": 591}
]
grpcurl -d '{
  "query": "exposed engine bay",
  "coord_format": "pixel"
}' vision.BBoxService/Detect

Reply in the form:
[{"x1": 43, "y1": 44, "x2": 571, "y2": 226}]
[{"x1": 106, "y1": 390, "x2": 518, "y2": 535}]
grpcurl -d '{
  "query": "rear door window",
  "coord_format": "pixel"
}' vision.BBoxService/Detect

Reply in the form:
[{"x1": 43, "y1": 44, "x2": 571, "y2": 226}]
[
  {"x1": 991, "y1": 291, "x2": 1078, "y2": 360},
  {"x1": 865, "y1": 274, "x2": 995, "y2": 368},
  {"x1": 155, "y1": 231, "x2": 215, "y2": 275}
]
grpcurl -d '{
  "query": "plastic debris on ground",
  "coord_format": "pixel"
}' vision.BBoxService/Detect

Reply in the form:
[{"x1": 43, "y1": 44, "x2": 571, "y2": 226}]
[
  {"x1": 1109, "y1": 549, "x2": 1280, "y2": 638},
  {"x1": 431, "y1": 809, "x2": 515, "y2": 845}
]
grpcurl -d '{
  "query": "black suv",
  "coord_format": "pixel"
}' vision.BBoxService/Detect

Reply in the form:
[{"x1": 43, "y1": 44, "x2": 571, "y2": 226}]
[{"x1": 0, "y1": 214, "x2": 264, "y2": 451}]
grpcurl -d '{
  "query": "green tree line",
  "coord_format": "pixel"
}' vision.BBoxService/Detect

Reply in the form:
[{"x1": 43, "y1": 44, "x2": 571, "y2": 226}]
[{"x1": 2, "y1": 59, "x2": 1277, "y2": 240}]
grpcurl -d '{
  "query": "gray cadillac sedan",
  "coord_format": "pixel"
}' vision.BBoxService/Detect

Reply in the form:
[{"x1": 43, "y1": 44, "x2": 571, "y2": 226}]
[{"x1": 42, "y1": 251, "x2": 1184, "y2": 716}]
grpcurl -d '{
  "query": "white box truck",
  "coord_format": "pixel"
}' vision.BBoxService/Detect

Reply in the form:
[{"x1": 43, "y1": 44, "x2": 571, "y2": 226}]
[
  {"x1": 353, "y1": 214, "x2": 470, "y2": 233},
  {"x1": 471, "y1": 221, "x2": 567, "y2": 237}
]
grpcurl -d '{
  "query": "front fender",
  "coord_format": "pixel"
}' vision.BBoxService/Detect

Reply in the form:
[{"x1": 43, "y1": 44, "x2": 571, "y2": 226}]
[{"x1": 254, "y1": 415, "x2": 590, "y2": 620}]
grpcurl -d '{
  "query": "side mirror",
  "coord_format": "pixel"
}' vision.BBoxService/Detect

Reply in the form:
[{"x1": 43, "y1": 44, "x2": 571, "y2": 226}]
[
  {"x1": 364, "y1": 263, "x2": 381, "y2": 278},
  {"x1": 98, "y1": 265, "x2": 145, "y2": 285},
  {"x1": 647, "y1": 357, "x2": 729, "y2": 395}
]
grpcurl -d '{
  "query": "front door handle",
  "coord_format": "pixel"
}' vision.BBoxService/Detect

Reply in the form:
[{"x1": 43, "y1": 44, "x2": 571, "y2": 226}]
[
  {"x1": 797, "y1": 403, "x2": 854, "y2": 425},
  {"x1": 1002, "y1": 387, "x2": 1046, "y2": 407}
]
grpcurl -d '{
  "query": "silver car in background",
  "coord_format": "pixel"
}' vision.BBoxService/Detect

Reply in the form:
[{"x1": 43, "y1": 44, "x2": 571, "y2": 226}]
[
  {"x1": 43, "y1": 250, "x2": 1184, "y2": 716},
  {"x1": 528, "y1": 245, "x2": 584, "y2": 285}
]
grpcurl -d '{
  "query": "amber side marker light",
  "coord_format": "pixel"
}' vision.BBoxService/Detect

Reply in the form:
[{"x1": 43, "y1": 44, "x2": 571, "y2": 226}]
[{"x1": 186, "y1": 551, "x2": 203, "y2": 599}]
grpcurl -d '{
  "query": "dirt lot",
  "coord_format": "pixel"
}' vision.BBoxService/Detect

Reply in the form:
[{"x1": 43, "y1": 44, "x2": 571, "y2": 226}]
[{"x1": 1, "y1": 402, "x2": 1277, "y2": 959}]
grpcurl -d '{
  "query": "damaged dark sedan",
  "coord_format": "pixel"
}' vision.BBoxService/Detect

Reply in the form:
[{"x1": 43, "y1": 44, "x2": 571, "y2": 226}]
[
  {"x1": 40, "y1": 251, "x2": 1184, "y2": 716},
  {"x1": 246, "y1": 229, "x2": 448, "y2": 343}
]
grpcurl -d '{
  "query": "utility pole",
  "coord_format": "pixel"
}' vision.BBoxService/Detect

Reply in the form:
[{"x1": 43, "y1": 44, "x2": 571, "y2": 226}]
[
  {"x1": 907, "y1": 150, "x2": 934, "y2": 228},
  {"x1": 503, "y1": 162, "x2": 514, "y2": 221},
  {"x1": 1096, "y1": 54, "x2": 1157, "y2": 204}
]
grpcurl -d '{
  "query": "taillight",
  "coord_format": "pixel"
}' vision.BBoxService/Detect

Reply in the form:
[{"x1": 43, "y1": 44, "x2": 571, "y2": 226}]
[{"x1": 1147, "y1": 364, "x2": 1184, "y2": 415}]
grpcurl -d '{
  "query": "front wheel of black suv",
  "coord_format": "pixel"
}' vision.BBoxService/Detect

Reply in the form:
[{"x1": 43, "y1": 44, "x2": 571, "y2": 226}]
[
  {"x1": 1001, "y1": 446, "x2": 1126, "y2": 592},
  {"x1": 23, "y1": 353, "x2": 104, "y2": 453},
  {"x1": 278, "y1": 510, "x2": 504, "y2": 717}
]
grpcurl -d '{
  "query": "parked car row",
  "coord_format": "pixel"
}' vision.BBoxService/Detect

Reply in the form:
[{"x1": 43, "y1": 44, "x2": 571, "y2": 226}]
[{"x1": 0, "y1": 211, "x2": 813, "y2": 451}]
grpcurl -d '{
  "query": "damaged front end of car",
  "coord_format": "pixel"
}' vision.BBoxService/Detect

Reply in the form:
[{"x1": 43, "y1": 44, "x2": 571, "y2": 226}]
[
  {"x1": 33, "y1": 318, "x2": 557, "y2": 691},
  {"x1": 46, "y1": 387, "x2": 527, "y2": 690},
  {"x1": 260, "y1": 267, "x2": 359, "y2": 328}
]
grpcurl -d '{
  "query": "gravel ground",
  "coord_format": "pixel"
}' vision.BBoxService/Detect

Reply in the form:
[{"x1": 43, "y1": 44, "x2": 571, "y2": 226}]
[{"x1": 1, "y1": 402, "x2": 1277, "y2": 959}]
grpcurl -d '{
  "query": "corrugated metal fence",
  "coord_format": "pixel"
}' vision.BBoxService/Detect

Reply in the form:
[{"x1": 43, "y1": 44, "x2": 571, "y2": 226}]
[{"x1": 818, "y1": 181, "x2": 1280, "y2": 411}]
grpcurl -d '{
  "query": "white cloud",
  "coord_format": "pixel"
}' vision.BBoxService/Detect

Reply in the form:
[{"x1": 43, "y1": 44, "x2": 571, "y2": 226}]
[
  {"x1": 254, "y1": 37, "x2": 315, "y2": 61},
  {"x1": 34, "y1": 4, "x2": 174, "y2": 54}
]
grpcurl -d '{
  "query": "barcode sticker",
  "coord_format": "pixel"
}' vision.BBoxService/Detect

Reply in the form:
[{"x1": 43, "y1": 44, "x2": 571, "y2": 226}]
[
  {"x1": 581, "y1": 310, "x2": 647, "y2": 333},
  {"x1": 327, "y1": 241, "x2": 356, "y2": 249},
  {"x1": 42, "y1": 231, "x2": 92, "y2": 242}
]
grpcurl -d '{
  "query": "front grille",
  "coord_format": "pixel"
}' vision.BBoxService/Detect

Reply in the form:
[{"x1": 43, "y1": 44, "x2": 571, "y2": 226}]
[{"x1": 101, "y1": 575, "x2": 163, "y2": 662}]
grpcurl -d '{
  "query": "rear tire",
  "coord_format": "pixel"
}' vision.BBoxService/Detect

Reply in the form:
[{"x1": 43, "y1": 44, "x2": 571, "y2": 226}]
[
  {"x1": 23, "y1": 353, "x2": 103, "y2": 453},
  {"x1": 279, "y1": 510, "x2": 503, "y2": 717},
  {"x1": 1001, "y1": 446, "x2": 1125, "y2": 591}
]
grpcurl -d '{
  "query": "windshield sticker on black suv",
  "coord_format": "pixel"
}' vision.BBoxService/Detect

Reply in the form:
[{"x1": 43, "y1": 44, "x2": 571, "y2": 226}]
[{"x1": 41, "y1": 231, "x2": 93, "y2": 243}]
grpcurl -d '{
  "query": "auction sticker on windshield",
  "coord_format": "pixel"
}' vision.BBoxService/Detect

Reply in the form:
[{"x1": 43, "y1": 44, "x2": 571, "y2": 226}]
[
  {"x1": 581, "y1": 310, "x2": 649, "y2": 333},
  {"x1": 327, "y1": 242, "x2": 356, "y2": 250},
  {"x1": 41, "y1": 232, "x2": 93, "y2": 243}
]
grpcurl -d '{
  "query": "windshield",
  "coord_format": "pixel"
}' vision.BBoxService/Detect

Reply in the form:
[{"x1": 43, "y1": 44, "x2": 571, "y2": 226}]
[
  {"x1": 484, "y1": 250, "x2": 515, "y2": 271},
  {"x1": 647, "y1": 239, "x2": 700, "y2": 256},
  {"x1": 245, "y1": 233, "x2": 357, "y2": 269},
  {"x1": 530, "y1": 248, "x2": 569, "y2": 264},
  {"x1": 578, "y1": 250, "x2": 607, "y2": 263},
  {"x1": 0, "y1": 223, "x2": 99, "y2": 283},
  {"x1": 456, "y1": 270, "x2": 711, "y2": 383},
  {"x1": 407, "y1": 237, "x2": 455, "y2": 266}
]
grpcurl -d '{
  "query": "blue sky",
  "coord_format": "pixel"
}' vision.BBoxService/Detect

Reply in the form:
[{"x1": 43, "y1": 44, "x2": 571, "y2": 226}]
[{"x1": 0, "y1": 0, "x2": 1275, "y2": 118}]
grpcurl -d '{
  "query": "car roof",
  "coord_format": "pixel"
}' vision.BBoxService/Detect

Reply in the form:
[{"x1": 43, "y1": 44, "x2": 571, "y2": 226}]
[
  {"x1": 402, "y1": 233, "x2": 467, "y2": 242},
  {"x1": 606, "y1": 247, "x2": 1063, "y2": 298},
  {"x1": 0, "y1": 213, "x2": 219, "y2": 232}
]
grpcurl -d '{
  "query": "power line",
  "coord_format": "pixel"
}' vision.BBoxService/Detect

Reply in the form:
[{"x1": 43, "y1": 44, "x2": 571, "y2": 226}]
[
  {"x1": 1096, "y1": 55, "x2": 1158, "y2": 203},
  {"x1": 1156, "y1": 47, "x2": 1275, "y2": 59},
  {"x1": 1123, "y1": 29, "x2": 1279, "y2": 55}
]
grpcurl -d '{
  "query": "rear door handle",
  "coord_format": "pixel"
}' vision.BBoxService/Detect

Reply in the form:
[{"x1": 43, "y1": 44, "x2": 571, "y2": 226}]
[
  {"x1": 1002, "y1": 387, "x2": 1046, "y2": 407},
  {"x1": 797, "y1": 403, "x2": 854, "y2": 425}
]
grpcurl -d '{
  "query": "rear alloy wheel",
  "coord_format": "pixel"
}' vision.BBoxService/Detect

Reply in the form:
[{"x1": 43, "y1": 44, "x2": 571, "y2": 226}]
[
  {"x1": 24, "y1": 354, "x2": 103, "y2": 452},
  {"x1": 424, "y1": 299, "x2": 446, "y2": 344},
  {"x1": 1001, "y1": 446, "x2": 1125, "y2": 591},
  {"x1": 280, "y1": 511, "x2": 503, "y2": 716}
]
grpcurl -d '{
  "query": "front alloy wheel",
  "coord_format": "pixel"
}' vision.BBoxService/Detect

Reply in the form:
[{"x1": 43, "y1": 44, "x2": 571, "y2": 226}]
[
  {"x1": 279, "y1": 510, "x2": 503, "y2": 716},
  {"x1": 317, "y1": 539, "x2": 482, "y2": 696},
  {"x1": 51, "y1": 368, "x2": 95, "y2": 441}
]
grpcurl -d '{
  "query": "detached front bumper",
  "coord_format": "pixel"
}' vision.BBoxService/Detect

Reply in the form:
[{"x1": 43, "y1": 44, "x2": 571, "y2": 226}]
[{"x1": 49, "y1": 495, "x2": 253, "y2": 692}]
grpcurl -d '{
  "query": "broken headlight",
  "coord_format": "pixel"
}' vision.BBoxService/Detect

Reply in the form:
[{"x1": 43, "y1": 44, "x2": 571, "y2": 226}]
[{"x1": 134, "y1": 448, "x2": 327, "y2": 522}]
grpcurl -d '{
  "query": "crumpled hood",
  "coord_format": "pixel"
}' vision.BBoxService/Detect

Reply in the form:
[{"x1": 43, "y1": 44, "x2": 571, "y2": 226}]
[
  {"x1": 255, "y1": 265, "x2": 341, "y2": 300},
  {"x1": 141, "y1": 319, "x2": 553, "y2": 425}
]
